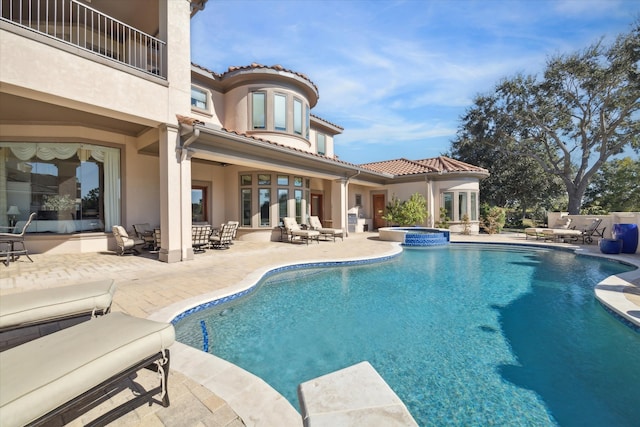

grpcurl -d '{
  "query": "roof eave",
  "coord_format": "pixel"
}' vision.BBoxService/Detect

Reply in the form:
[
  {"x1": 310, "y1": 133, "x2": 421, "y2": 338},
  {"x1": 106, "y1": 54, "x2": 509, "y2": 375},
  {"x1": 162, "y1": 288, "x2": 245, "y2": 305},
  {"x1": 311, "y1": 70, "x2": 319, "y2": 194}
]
[{"x1": 190, "y1": 124, "x2": 392, "y2": 182}]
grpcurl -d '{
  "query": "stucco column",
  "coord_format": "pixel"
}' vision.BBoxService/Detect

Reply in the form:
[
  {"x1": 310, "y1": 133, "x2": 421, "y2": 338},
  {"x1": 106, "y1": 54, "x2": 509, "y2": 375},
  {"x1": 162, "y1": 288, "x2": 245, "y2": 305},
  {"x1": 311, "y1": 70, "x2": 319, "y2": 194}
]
[
  {"x1": 426, "y1": 178, "x2": 435, "y2": 227},
  {"x1": 180, "y1": 148, "x2": 195, "y2": 261},
  {"x1": 159, "y1": 125, "x2": 191, "y2": 263},
  {"x1": 339, "y1": 178, "x2": 349, "y2": 237}
]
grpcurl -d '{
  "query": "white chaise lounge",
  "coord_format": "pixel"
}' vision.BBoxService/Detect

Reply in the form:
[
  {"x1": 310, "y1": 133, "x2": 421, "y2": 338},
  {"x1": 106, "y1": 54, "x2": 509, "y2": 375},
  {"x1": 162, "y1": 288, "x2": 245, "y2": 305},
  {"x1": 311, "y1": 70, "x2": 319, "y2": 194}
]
[
  {"x1": 283, "y1": 217, "x2": 320, "y2": 245},
  {"x1": 309, "y1": 216, "x2": 344, "y2": 242},
  {"x1": 0, "y1": 312, "x2": 175, "y2": 427},
  {"x1": 524, "y1": 217, "x2": 572, "y2": 240},
  {"x1": 0, "y1": 280, "x2": 116, "y2": 351}
]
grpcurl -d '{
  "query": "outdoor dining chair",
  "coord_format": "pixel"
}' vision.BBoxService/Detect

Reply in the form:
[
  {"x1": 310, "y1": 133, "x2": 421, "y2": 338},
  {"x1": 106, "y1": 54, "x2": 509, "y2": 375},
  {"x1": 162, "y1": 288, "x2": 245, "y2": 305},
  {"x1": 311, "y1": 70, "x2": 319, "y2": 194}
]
[{"x1": 0, "y1": 212, "x2": 36, "y2": 266}]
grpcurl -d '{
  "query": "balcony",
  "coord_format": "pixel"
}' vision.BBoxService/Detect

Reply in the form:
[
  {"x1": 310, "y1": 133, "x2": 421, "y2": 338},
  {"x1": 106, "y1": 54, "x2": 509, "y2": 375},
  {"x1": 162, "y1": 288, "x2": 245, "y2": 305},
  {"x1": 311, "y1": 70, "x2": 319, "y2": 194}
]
[{"x1": 1, "y1": 0, "x2": 166, "y2": 78}]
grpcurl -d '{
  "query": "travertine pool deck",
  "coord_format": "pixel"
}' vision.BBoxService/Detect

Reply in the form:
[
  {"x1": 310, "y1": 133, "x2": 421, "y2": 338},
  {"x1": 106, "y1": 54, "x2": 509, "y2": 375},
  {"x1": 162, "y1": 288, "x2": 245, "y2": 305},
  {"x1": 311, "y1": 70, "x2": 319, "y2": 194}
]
[{"x1": 1, "y1": 232, "x2": 638, "y2": 426}]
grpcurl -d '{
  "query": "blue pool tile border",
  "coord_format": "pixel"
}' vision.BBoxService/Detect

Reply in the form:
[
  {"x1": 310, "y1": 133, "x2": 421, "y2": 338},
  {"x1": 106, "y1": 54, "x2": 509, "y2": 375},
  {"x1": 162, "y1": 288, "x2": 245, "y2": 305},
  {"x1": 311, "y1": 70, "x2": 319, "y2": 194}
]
[
  {"x1": 171, "y1": 253, "x2": 400, "y2": 324},
  {"x1": 598, "y1": 302, "x2": 640, "y2": 333}
]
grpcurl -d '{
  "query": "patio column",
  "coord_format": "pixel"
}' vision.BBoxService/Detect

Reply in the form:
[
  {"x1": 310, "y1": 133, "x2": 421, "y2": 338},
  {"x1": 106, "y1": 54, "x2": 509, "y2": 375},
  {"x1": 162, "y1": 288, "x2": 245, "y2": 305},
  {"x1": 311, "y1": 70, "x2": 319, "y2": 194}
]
[
  {"x1": 179, "y1": 148, "x2": 195, "y2": 261},
  {"x1": 158, "y1": 124, "x2": 192, "y2": 263},
  {"x1": 339, "y1": 178, "x2": 349, "y2": 237},
  {"x1": 426, "y1": 178, "x2": 435, "y2": 227}
]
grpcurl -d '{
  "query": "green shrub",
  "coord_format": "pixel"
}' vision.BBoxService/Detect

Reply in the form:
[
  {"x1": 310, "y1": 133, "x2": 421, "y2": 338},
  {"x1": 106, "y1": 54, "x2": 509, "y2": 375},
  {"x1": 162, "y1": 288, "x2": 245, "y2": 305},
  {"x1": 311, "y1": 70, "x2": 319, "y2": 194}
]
[
  {"x1": 481, "y1": 205, "x2": 506, "y2": 234},
  {"x1": 434, "y1": 207, "x2": 450, "y2": 229},
  {"x1": 461, "y1": 213, "x2": 471, "y2": 235},
  {"x1": 382, "y1": 193, "x2": 428, "y2": 226}
]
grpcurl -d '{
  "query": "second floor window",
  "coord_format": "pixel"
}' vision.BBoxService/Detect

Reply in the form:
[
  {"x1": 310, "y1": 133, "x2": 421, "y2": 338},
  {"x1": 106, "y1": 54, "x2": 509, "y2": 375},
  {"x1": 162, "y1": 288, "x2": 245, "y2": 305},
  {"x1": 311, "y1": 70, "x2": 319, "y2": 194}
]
[
  {"x1": 252, "y1": 92, "x2": 266, "y2": 129},
  {"x1": 274, "y1": 94, "x2": 287, "y2": 131},
  {"x1": 317, "y1": 134, "x2": 326, "y2": 155},
  {"x1": 293, "y1": 99, "x2": 303, "y2": 135},
  {"x1": 191, "y1": 87, "x2": 207, "y2": 109}
]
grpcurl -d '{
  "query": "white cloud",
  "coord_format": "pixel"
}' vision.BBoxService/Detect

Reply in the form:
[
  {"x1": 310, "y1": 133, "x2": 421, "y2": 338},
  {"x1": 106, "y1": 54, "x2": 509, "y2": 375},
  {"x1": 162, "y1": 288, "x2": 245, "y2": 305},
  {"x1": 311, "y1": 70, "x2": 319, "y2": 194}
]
[{"x1": 191, "y1": 0, "x2": 638, "y2": 163}]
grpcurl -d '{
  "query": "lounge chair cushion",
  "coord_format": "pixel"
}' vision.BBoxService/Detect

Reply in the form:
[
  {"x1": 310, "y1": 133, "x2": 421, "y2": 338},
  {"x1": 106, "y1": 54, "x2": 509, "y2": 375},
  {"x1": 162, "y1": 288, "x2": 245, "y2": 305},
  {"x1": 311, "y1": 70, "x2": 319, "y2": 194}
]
[
  {"x1": 0, "y1": 312, "x2": 175, "y2": 426},
  {"x1": 0, "y1": 279, "x2": 116, "y2": 330},
  {"x1": 283, "y1": 217, "x2": 319, "y2": 238},
  {"x1": 542, "y1": 229, "x2": 583, "y2": 240},
  {"x1": 552, "y1": 217, "x2": 572, "y2": 229}
]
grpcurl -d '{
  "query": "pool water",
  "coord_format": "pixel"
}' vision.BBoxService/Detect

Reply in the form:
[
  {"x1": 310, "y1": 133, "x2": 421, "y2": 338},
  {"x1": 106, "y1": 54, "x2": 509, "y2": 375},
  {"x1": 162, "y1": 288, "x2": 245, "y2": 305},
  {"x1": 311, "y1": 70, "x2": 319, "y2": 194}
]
[{"x1": 174, "y1": 245, "x2": 639, "y2": 426}]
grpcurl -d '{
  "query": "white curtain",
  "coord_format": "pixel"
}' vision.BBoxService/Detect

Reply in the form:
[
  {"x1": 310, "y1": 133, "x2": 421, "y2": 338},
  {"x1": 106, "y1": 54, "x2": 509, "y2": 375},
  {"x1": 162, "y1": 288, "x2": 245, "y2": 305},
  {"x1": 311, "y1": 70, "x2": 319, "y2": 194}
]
[
  {"x1": 102, "y1": 149, "x2": 120, "y2": 229},
  {"x1": 0, "y1": 148, "x2": 7, "y2": 227},
  {"x1": 1, "y1": 143, "x2": 121, "y2": 231},
  {"x1": 10, "y1": 144, "x2": 78, "y2": 161}
]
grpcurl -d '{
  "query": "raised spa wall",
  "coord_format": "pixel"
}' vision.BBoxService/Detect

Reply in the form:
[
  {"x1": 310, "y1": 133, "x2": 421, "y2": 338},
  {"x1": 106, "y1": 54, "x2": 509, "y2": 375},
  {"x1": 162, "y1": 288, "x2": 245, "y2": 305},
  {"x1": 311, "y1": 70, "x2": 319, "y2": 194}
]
[{"x1": 378, "y1": 227, "x2": 450, "y2": 246}]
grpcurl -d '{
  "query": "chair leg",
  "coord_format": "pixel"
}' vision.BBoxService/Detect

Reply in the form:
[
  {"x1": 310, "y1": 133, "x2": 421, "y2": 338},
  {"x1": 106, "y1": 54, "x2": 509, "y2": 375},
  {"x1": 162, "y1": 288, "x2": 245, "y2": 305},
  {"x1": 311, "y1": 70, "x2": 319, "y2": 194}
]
[{"x1": 17, "y1": 242, "x2": 33, "y2": 262}]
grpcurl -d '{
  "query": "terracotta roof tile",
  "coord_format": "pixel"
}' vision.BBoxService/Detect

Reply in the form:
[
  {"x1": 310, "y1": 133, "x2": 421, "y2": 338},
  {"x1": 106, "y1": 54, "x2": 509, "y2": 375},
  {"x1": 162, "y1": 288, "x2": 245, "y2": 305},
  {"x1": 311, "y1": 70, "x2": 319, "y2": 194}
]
[
  {"x1": 223, "y1": 63, "x2": 319, "y2": 94},
  {"x1": 310, "y1": 114, "x2": 344, "y2": 131},
  {"x1": 191, "y1": 62, "x2": 221, "y2": 78},
  {"x1": 361, "y1": 156, "x2": 488, "y2": 176},
  {"x1": 177, "y1": 114, "x2": 486, "y2": 178},
  {"x1": 219, "y1": 128, "x2": 361, "y2": 167},
  {"x1": 176, "y1": 114, "x2": 205, "y2": 126},
  {"x1": 414, "y1": 156, "x2": 488, "y2": 174},
  {"x1": 360, "y1": 158, "x2": 435, "y2": 175}
]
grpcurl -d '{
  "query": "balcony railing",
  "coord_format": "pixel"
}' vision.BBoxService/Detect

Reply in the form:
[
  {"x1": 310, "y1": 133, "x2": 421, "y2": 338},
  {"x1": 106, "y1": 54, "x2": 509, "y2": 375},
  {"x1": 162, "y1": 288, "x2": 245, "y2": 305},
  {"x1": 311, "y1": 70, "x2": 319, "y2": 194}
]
[{"x1": 1, "y1": 0, "x2": 166, "y2": 78}]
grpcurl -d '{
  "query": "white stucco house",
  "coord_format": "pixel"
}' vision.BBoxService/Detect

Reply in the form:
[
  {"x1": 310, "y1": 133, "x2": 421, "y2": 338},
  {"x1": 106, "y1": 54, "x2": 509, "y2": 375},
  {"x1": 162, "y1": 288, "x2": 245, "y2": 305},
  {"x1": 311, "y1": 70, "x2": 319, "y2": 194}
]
[{"x1": 0, "y1": 0, "x2": 488, "y2": 263}]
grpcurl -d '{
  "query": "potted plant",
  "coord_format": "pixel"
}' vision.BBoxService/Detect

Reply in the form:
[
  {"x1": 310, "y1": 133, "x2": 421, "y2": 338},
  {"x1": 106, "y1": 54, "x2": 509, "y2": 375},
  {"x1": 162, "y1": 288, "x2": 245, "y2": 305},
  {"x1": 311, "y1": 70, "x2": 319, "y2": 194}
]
[{"x1": 41, "y1": 194, "x2": 77, "y2": 220}]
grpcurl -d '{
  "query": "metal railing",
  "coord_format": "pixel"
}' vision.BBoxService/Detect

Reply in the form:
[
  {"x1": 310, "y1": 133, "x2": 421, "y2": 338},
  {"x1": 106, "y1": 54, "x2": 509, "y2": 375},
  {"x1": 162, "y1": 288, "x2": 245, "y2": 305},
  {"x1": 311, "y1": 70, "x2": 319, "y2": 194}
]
[{"x1": 1, "y1": 0, "x2": 166, "y2": 78}]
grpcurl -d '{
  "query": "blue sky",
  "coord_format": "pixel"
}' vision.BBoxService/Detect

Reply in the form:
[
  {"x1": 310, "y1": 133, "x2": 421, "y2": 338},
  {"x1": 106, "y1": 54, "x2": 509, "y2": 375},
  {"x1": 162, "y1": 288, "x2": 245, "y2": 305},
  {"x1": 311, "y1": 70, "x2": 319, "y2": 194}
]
[{"x1": 191, "y1": 0, "x2": 638, "y2": 165}]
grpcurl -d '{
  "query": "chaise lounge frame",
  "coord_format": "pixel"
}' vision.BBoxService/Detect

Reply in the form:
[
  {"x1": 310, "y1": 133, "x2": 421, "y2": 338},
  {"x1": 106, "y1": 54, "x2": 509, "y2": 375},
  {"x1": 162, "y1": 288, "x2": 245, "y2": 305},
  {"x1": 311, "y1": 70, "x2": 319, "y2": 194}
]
[
  {"x1": 0, "y1": 312, "x2": 174, "y2": 427},
  {"x1": 29, "y1": 350, "x2": 171, "y2": 427},
  {"x1": 283, "y1": 217, "x2": 320, "y2": 245},
  {"x1": 309, "y1": 216, "x2": 344, "y2": 242}
]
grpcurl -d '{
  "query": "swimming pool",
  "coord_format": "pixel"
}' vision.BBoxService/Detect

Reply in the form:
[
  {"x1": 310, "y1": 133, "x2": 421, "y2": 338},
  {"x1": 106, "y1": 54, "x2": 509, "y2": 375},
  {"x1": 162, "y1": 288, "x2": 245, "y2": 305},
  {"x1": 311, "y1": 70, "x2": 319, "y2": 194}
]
[{"x1": 174, "y1": 245, "x2": 639, "y2": 426}]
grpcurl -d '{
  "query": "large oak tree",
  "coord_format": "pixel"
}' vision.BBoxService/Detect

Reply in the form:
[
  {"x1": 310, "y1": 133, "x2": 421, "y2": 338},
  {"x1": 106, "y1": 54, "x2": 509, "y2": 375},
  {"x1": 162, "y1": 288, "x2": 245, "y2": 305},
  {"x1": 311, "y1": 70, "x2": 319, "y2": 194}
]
[{"x1": 452, "y1": 21, "x2": 639, "y2": 214}]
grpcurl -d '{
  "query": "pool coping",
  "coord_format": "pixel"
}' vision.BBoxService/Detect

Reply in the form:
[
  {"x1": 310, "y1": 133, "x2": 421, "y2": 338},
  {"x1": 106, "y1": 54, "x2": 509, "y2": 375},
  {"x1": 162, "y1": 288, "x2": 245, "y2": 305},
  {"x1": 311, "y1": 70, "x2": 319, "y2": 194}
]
[{"x1": 148, "y1": 240, "x2": 639, "y2": 426}]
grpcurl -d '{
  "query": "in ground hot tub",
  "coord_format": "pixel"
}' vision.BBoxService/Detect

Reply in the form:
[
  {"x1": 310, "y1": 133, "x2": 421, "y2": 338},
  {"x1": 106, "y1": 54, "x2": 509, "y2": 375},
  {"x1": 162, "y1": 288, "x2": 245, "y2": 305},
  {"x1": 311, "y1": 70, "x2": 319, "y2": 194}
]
[{"x1": 378, "y1": 227, "x2": 450, "y2": 246}]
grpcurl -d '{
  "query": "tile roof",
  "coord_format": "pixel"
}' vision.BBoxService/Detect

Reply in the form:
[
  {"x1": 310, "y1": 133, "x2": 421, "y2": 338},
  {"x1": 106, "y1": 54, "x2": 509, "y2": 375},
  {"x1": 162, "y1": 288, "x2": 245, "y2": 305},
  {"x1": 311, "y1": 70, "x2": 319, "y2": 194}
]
[
  {"x1": 191, "y1": 62, "x2": 221, "y2": 78},
  {"x1": 310, "y1": 114, "x2": 344, "y2": 131},
  {"x1": 176, "y1": 114, "x2": 205, "y2": 126},
  {"x1": 361, "y1": 156, "x2": 488, "y2": 176},
  {"x1": 223, "y1": 63, "x2": 319, "y2": 95},
  {"x1": 177, "y1": 114, "x2": 486, "y2": 178},
  {"x1": 191, "y1": 62, "x2": 319, "y2": 96},
  {"x1": 211, "y1": 127, "x2": 365, "y2": 169},
  {"x1": 359, "y1": 158, "x2": 436, "y2": 176},
  {"x1": 415, "y1": 157, "x2": 489, "y2": 174}
]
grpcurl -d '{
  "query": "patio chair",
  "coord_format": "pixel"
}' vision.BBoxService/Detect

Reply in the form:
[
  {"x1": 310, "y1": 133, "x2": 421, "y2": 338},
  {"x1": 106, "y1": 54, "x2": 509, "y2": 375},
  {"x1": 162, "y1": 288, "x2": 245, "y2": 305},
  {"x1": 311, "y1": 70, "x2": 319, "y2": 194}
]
[
  {"x1": 153, "y1": 227, "x2": 162, "y2": 251},
  {"x1": 0, "y1": 312, "x2": 174, "y2": 427},
  {"x1": 580, "y1": 218, "x2": 605, "y2": 244},
  {"x1": 309, "y1": 216, "x2": 344, "y2": 242},
  {"x1": 112, "y1": 225, "x2": 145, "y2": 255},
  {"x1": 0, "y1": 212, "x2": 36, "y2": 266},
  {"x1": 192, "y1": 224, "x2": 212, "y2": 253},
  {"x1": 227, "y1": 220, "x2": 239, "y2": 239},
  {"x1": 210, "y1": 223, "x2": 235, "y2": 249},
  {"x1": 283, "y1": 217, "x2": 320, "y2": 245},
  {"x1": 133, "y1": 223, "x2": 156, "y2": 249}
]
